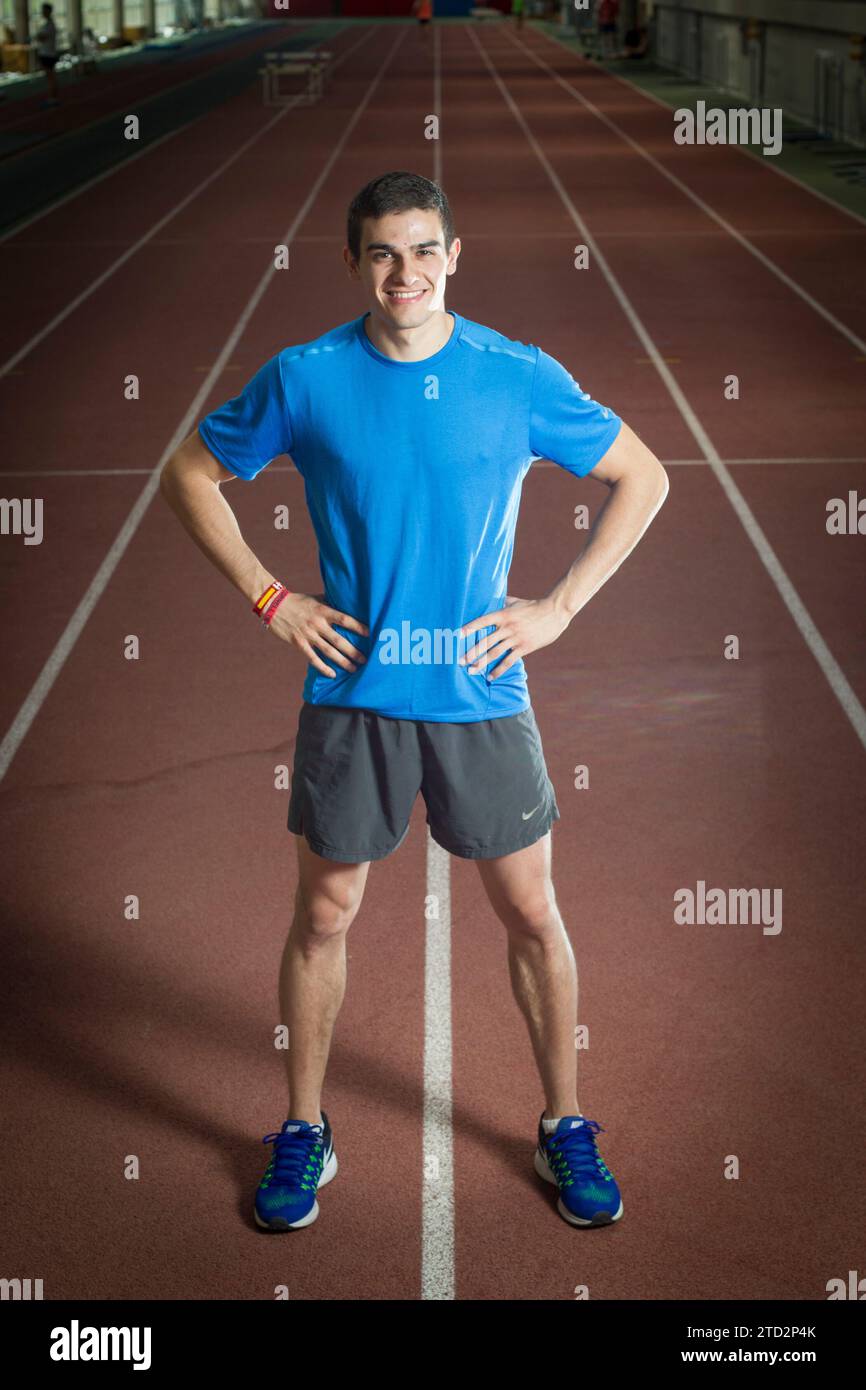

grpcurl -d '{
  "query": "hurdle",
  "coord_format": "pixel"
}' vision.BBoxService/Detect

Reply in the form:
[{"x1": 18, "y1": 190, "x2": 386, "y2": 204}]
[{"x1": 258, "y1": 48, "x2": 333, "y2": 107}]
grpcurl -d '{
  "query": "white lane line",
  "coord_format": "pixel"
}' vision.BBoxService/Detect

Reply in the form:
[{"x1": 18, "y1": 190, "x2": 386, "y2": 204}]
[
  {"x1": 3, "y1": 456, "x2": 865, "y2": 479},
  {"x1": 468, "y1": 24, "x2": 866, "y2": 754},
  {"x1": 0, "y1": 25, "x2": 374, "y2": 381},
  {"x1": 425, "y1": 20, "x2": 453, "y2": 1306},
  {"x1": 656, "y1": 457, "x2": 866, "y2": 467},
  {"x1": 433, "y1": 19, "x2": 442, "y2": 187},
  {"x1": 3, "y1": 128, "x2": 204, "y2": 246},
  {"x1": 497, "y1": 456, "x2": 866, "y2": 469},
  {"x1": 0, "y1": 26, "x2": 407, "y2": 783},
  {"x1": 422, "y1": 831, "x2": 455, "y2": 1302},
  {"x1": 17, "y1": 226, "x2": 866, "y2": 248},
  {"x1": 504, "y1": 29, "x2": 866, "y2": 358},
  {"x1": 0, "y1": 22, "x2": 351, "y2": 246}
]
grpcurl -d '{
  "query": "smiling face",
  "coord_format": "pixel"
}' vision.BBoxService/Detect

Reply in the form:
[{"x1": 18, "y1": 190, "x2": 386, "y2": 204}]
[{"x1": 344, "y1": 206, "x2": 460, "y2": 333}]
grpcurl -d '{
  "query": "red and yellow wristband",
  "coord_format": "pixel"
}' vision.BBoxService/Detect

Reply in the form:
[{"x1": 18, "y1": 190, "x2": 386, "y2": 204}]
[{"x1": 252, "y1": 581, "x2": 291, "y2": 628}]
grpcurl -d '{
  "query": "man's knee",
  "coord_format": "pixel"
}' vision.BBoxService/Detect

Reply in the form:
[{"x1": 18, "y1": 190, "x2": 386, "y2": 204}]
[
  {"x1": 498, "y1": 887, "x2": 561, "y2": 939},
  {"x1": 294, "y1": 876, "x2": 364, "y2": 944}
]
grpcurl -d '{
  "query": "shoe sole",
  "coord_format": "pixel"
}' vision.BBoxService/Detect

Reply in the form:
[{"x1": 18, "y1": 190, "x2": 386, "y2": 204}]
[
  {"x1": 534, "y1": 1146, "x2": 624, "y2": 1227},
  {"x1": 254, "y1": 1145, "x2": 338, "y2": 1231}
]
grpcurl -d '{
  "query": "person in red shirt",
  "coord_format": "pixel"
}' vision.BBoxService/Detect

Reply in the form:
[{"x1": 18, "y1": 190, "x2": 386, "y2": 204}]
[
  {"x1": 596, "y1": 0, "x2": 619, "y2": 60},
  {"x1": 413, "y1": 0, "x2": 433, "y2": 38}
]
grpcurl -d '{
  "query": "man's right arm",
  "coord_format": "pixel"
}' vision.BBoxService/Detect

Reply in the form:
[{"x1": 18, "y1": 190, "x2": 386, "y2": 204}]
[
  {"x1": 159, "y1": 429, "x2": 368, "y2": 676},
  {"x1": 160, "y1": 427, "x2": 276, "y2": 605}
]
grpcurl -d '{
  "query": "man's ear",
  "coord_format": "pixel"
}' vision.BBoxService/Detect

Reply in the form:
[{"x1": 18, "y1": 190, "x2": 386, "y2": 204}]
[{"x1": 342, "y1": 245, "x2": 359, "y2": 278}]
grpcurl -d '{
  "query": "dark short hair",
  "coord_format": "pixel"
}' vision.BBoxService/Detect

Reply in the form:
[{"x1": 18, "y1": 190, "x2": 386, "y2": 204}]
[{"x1": 346, "y1": 171, "x2": 455, "y2": 262}]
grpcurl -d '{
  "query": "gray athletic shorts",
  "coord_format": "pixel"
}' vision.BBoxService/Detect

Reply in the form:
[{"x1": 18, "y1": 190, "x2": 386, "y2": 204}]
[{"x1": 287, "y1": 702, "x2": 561, "y2": 862}]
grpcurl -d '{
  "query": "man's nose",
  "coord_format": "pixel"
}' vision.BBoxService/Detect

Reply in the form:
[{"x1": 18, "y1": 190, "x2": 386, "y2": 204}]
[{"x1": 387, "y1": 260, "x2": 418, "y2": 284}]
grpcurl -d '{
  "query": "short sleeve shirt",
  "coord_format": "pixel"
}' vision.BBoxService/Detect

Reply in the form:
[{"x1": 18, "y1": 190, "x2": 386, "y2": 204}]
[{"x1": 198, "y1": 311, "x2": 621, "y2": 721}]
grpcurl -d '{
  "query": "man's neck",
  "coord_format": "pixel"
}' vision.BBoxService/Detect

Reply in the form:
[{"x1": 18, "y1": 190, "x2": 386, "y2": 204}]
[{"x1": 363, "y1": 308, "x2": 454, "y2": 363}]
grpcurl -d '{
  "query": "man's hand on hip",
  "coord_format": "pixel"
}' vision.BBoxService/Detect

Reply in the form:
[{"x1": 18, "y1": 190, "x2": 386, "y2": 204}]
[
  {"x1": 458, "y1": 595, "x2": 571, "y2": 680},
  {"x1": 268, "y1": 592, "x2": 369, "y2": 679}
]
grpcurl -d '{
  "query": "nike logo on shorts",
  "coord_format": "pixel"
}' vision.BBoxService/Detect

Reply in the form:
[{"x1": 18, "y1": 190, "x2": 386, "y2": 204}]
[{"x1": 521, "y1": 803, "x2": 542, "y2": 820}]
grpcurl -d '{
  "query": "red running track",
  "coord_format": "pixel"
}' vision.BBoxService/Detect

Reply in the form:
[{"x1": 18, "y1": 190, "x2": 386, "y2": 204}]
[{"x1": 1, "y1": 19, "x2": 865, "y2": 1301}]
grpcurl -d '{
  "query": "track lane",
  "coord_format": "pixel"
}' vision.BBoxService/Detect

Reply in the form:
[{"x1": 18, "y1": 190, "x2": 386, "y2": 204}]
[
  {"x1": 1, "y1": 19, "x2": 454, "y2": 1301},
  {"x1": 0, "y1": 28, "x2": 385, "y2": 736},
  {"x1": 0, "y1": 24, "x2": 373, "y2": 367},
  {"x1": 1, "y1": 18, "x2": 864, "y2": 1302},
  {"x1": 523, "y1": 26, "x2": 866, "y2": 337},
  {"x1": 468, "y1": 24, "x2": 866, "y2": 714},
  {"x1": 445, "y1": 19, "x2": 866, "y2": 1300}
]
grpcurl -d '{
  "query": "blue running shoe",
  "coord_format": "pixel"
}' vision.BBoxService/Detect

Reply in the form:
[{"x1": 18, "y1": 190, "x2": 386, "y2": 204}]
[
  {"x1": 254, "y1": 1113, "x2": 338, "y2": 1231},
  {"x1": 534, "y1": 1113, "x2": 623, "y2": 1227}
]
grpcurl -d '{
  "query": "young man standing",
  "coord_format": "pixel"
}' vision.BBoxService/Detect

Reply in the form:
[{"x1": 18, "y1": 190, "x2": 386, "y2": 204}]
[{"x1": 161, "y1": 172, "x2": 667, "y2": 1234}]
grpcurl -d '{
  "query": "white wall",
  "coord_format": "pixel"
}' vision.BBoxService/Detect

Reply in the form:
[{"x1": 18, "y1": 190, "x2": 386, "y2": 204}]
[
  {"x1": 654, "y1": 1, "x2": 866, "y2": 143},
  {"x1": 0, "y1": 0, "x2": 232, "y2": 42}
]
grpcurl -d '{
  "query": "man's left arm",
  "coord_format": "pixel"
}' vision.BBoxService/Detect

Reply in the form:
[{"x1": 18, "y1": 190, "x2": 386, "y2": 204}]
[
  {"x1": 547, "y1": 419, "x2": 668, "y2": 622},
  {"x1": 460, "y1": 422, "x2": 668, "y2": 676}
]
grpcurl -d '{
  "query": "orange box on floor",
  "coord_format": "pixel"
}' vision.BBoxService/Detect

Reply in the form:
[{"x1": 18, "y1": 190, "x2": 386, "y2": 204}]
[{"x1": 2, "y1": 43, "x2": 34, "y2": 73}]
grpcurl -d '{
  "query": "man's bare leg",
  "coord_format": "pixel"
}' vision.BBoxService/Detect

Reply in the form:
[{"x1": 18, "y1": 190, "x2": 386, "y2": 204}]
[
  {"x1": 278, "y1": 836, "x2": 371, "y2": 1125},
  {"x1": 476, "y1": 832, "x2": 580, "y2": 1118}
]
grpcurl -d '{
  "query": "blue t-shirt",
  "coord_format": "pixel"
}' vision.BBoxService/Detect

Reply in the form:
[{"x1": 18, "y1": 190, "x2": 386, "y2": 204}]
[{"x1": 198, "y1": 311, "x2": 621, "y2": 722}]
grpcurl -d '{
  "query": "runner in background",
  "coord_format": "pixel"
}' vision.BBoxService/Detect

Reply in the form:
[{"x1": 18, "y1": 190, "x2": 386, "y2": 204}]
[
  {"x1": 622, "y1": 1, "x2": 650, "y2": 60},
  {"x1": 35, "y1": 2, "x2": 61, "y2": 108},
  {"x1": 512, "y1": 0, "x2": 525, "y2": 32},
  {"x1": 412, "y1": 0, "x2": 433, "y2": 38},
  {"x1": 596, "y1": 0, "x2": 619, "y2": 60}
]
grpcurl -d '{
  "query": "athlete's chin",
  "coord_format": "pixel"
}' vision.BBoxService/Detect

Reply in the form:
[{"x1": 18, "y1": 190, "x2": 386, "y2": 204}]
[{"x1": 391, "y1": 313, "x2": 432, "y2": 330}]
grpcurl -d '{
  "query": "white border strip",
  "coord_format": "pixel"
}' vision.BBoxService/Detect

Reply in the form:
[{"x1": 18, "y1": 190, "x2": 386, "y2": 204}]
[
  {"x1": 422, "y1": 20, "x2": 454, "y2": 1304},
  {"x1": 422, "y1": 832, "x2": 456, "y2": 1302}
]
